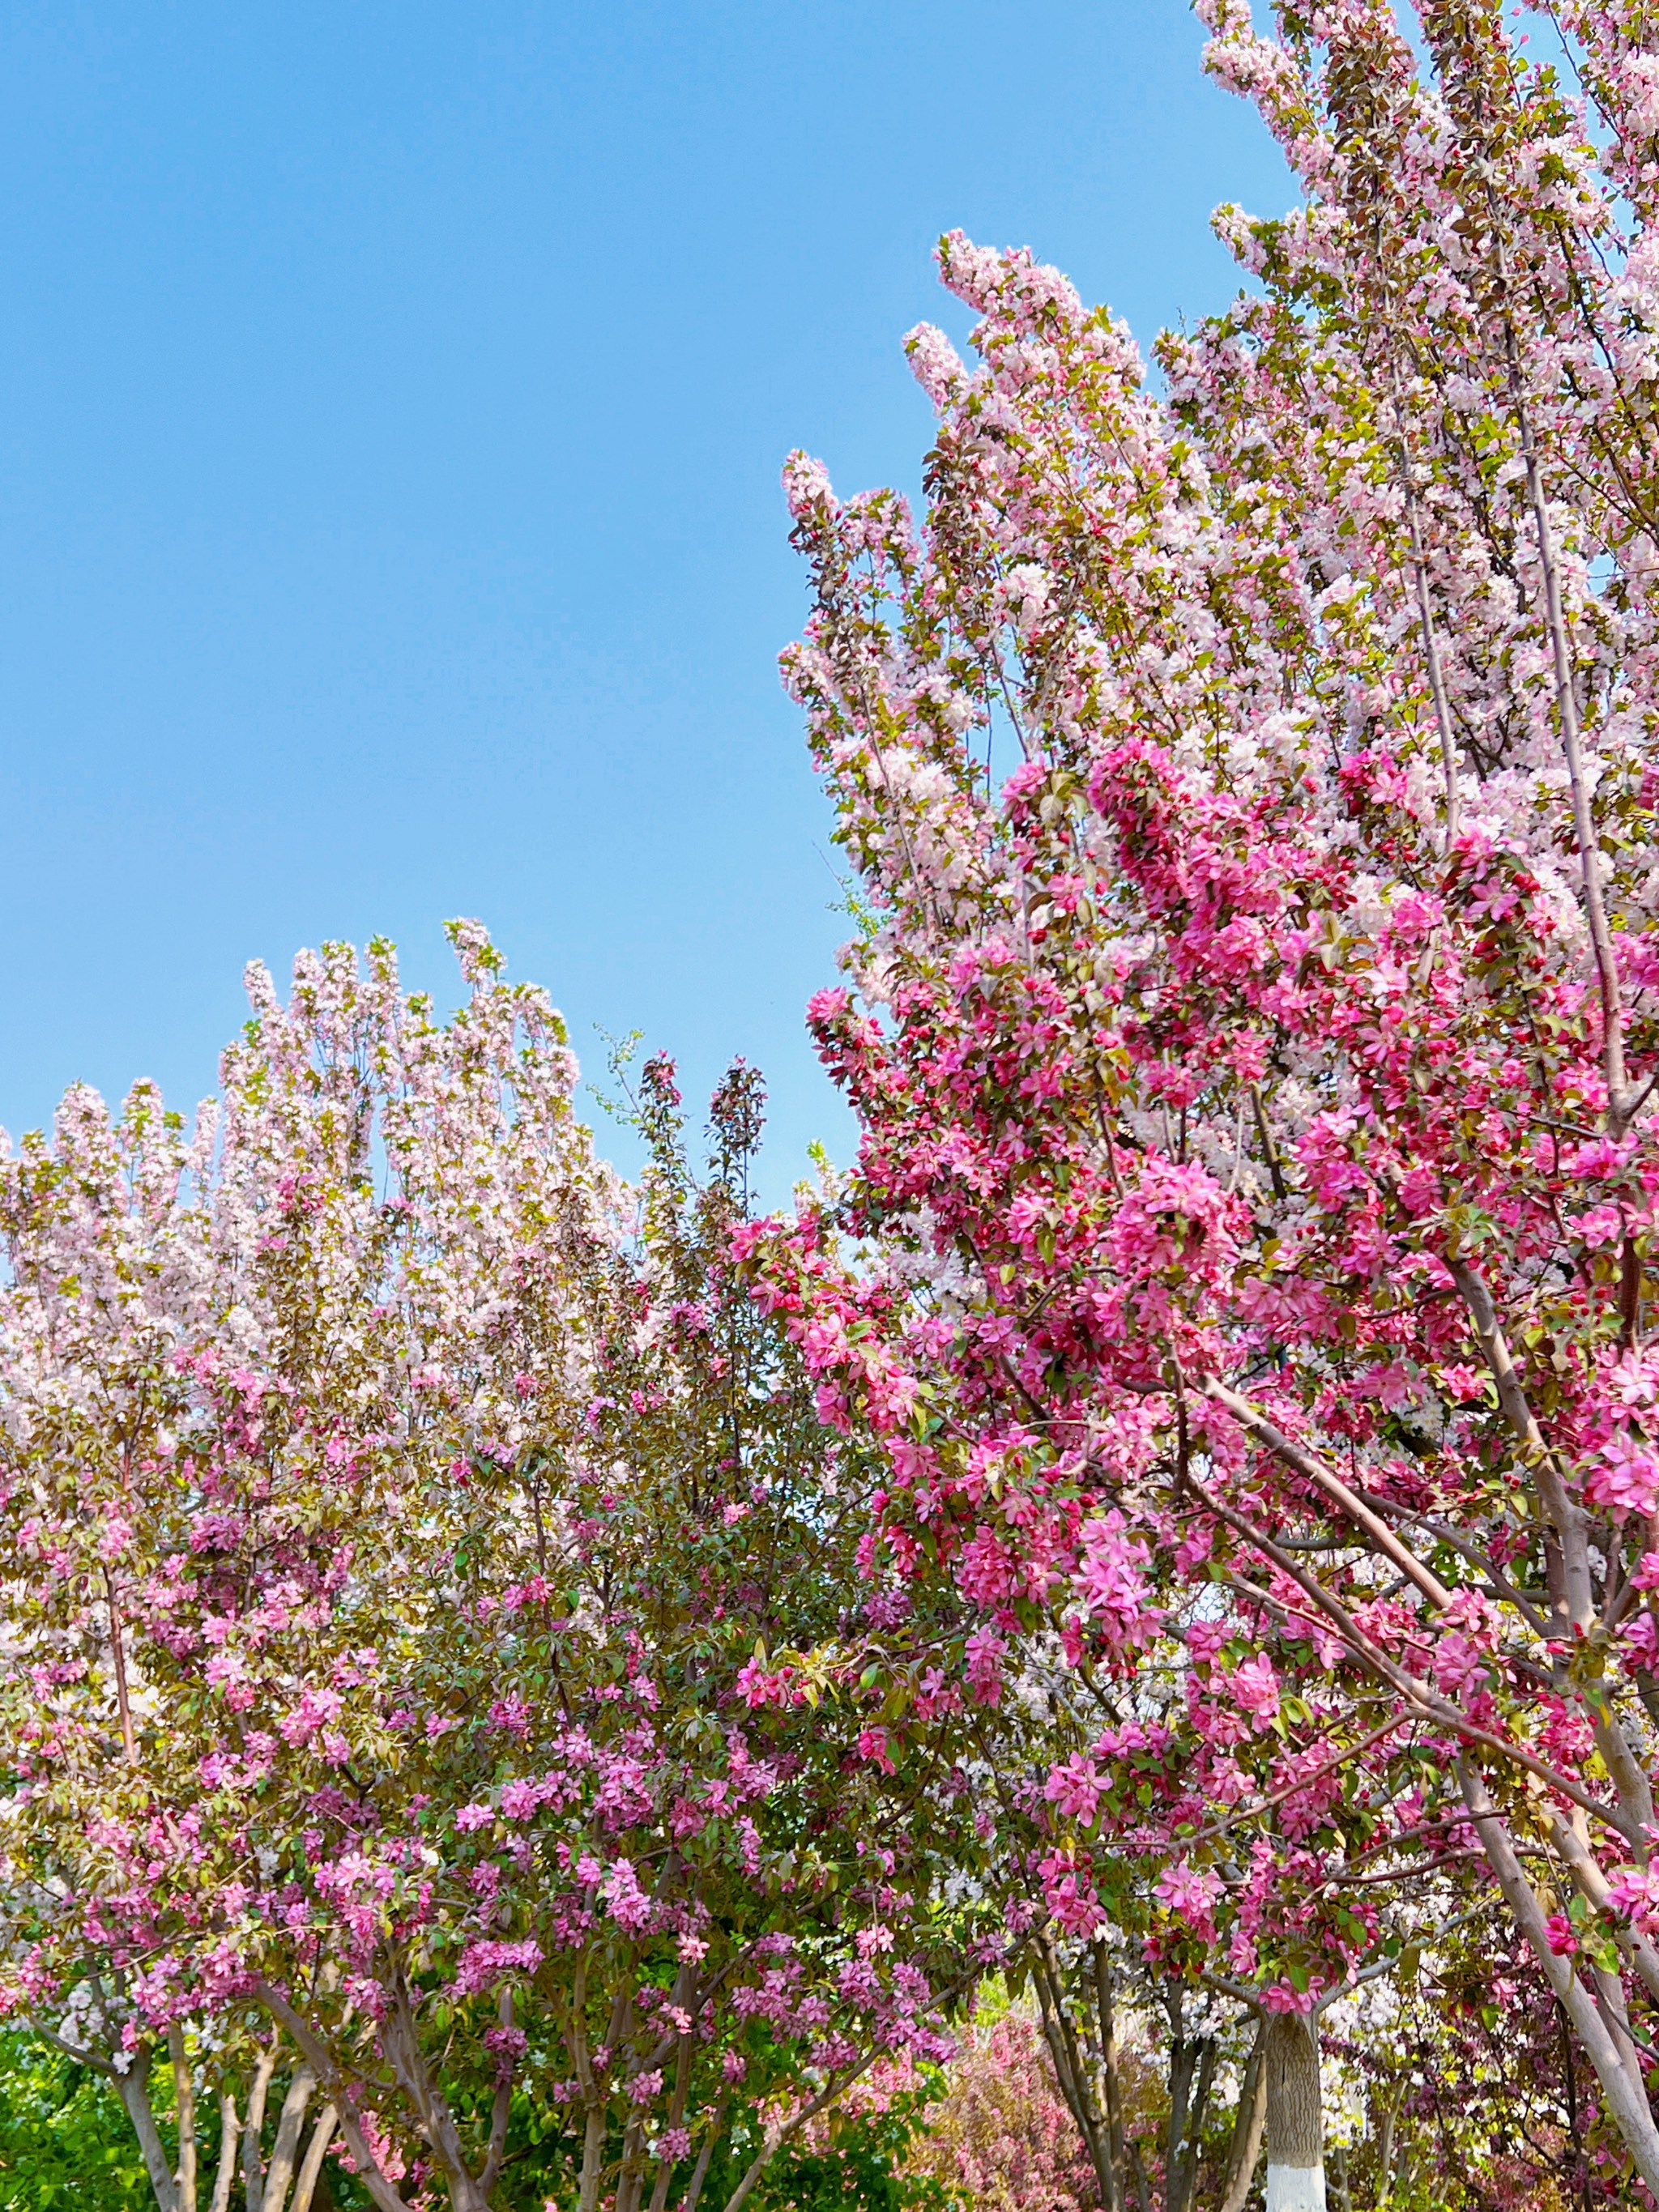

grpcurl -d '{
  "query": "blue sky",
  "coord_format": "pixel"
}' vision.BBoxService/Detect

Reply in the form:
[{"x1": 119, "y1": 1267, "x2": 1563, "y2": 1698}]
[{"x1": 0, "y1": 0, "x2": 1290, "y2": 1195}]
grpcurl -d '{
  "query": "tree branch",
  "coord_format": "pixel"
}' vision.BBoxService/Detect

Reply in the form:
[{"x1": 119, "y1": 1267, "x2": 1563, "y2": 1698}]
[{"x1": 1202, "y1": 1377, "x2": 1453, "y2": 1611}]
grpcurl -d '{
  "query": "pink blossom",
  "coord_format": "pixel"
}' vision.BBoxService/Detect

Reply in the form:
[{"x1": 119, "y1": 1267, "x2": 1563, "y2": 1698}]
[
  {"x1": 448, "y1": 1939, "x2": 544, "y2": 1999},
  {"x1": 278, "y1": 1688, "x2": 343, "y2": 1747},
  {"x1": 903, "y1": 322, "x2": 966, "y2": 406},
  {"x1": 963, "y1": 1627, "x2": 1007, "y2": 1706},
  {"x1": 857, "y1": 1727, "x2": 895, "y2": 1774},
  {"x1": 1043, "y1": 1754, "x2": 1106, "y2": 1826},
  {"x1": 1587, "y1": 1437, "x2": 1659, "y2": 1519},
  {"x1": 1545, "y1": 1913, "x2": 1579, "y2": 1958},
  {"x1": 1226, "y1": 1656, "x2": 1281, "y2": 1723},
  {"x1": 1154, "y1": 1861, "x2": 1222, "y2": 1943},
  {"x1": 1431, "y1": 1632, "x2": 1491, "y2": 1700},
  {"x1": 782, "y1": 452, "x2": 834, "y2": 518}
]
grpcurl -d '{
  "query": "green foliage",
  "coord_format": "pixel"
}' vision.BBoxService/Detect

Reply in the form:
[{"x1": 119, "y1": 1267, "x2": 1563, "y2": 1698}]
[
  {"x1": 677, "y1": 2066, "x2": 956, "y2": 2212},
  {"x1": 759, "y1": 2074, "x2": 957, "y2": 2212},
  {"x1": 760, "y1": 2137, "x2": 951, "y2": 2212},
  {"x1": 0, "y1": 2032, "x2": 152, "y2": 2210}
]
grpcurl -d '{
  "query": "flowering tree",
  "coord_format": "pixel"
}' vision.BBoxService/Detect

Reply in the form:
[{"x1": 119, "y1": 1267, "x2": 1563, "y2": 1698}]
[
  {"x1": 1320, "y1": 1914, "x2": 1622, "y2": 2209},
  {"x1": 889, "y1": 1620, "x2": 1277, "y2": 2212},
  {"x1": 0, "y1": 932, "x2": 983, "y2": 2212},
  {"x1": 766, "y1": 0, "x2": 1659, "y2": 2196},
  {"x1": 899, "y1": 2010, "x2": 1105, "y2": 2212}
]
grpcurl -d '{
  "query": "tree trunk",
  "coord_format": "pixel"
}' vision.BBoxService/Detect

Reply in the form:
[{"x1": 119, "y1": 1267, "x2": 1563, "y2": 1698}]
[
  {"x1": 647, "y1": 2010, "x2": 697, "y2": 2212},
  {"x1": 1218, "y1": 2024, "x2": 1267, "y2": 2212},
  {"x1": 1163, "y1": 1996, "x2": 1218, "y2": 2212},
  {"x1": 290, "y1": 2106, "x2": 338, "y2": 2212},
  {"x1": 678, "y1": 2100, "x2": 726, "y2": 2212},
  {"x1": 1169, "y1": 2038, "x2": 1216, "y2": 2212},
  {"x1": 1166, "y1": 2016, "x2": 1196, "y2": 2212},
  {"x1": 116, "y1": 2058, "x2": 182, "y2": 2212},
  {"x1": 577, "y1": 2100, "x2": 608, "y2": 2212},
  {"x1": 246, "y1": 1988, "x2": 409, "y2": 2212},
  {"x1": 262, "y1": 2069, "x2": 317, "y2": 2212},
  {"x1": 1264, "y1": 2014, "x2": 1324, "y2": 2212},
  {"x1": 242, "y1": 2045, "x2": 279, "y2": 2212},
  {"x1": 211, "y1": 2095, "x2": 240, "y2": 2212},
  {"x1": 615, "y1": 2118, "x2": 649, "y2": 2212},
  {"x1": 1090, "y1": 1943, "x2": 1128, "y2": 2209},
  {"x1": 169, "y1": 2026, "x2": 198, "y2": 2212},
  {"x1": 1033, "y1": 1944, "x2": 1120, "y2": 2212},
  {"x1": 1328, "y1": 2140, "x2": 1352, "y2": 2212},
  {"x1": 1374, "y1": 2079, "x2": 1402, "y2": 2210},
  {"x1": 1127, "y1": 2138, "x2": 1154, "y2": 2212}
]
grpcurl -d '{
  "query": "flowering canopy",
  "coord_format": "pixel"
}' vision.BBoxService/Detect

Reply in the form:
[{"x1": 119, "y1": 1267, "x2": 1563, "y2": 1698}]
[
  {"x1": 0, "y1": 933, "x2": 983, "y2": 2212},
  {"x1": 767, "y1": 0, "x2": 1659, "y2": 2191}
]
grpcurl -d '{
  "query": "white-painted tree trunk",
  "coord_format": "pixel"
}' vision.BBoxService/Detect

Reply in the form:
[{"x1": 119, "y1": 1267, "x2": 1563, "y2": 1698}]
[
  {"x1": 1265, "y1": 2014, "x2": 1325, "y2": 2212},
  {"x1": 1265, "y1": 2163, "x2": 1327, "y2": 2211}
]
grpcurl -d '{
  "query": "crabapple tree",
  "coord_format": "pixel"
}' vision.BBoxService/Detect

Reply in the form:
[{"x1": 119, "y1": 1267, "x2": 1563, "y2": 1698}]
[
  {"x1": 0, "y1": 933, "x2": 987, "y2": 2212},
  {"x1": 764, "y1": 0, "x2": 1659, "y2": 2197}
]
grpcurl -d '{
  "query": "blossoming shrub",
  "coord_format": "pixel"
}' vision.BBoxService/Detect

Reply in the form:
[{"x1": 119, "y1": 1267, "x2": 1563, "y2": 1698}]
[
  {"x1": 899, "y1": 2013, "x2": 1102, "y2": 2212},
  {"x1": 0, "y1": 934, "x2": 987, "y2": 2212}
]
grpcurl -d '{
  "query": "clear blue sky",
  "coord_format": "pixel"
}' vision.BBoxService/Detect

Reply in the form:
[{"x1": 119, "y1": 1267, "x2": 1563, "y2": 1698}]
[{"x1": 0, "y1": 1, "x2": 1289, "y2": 1194}]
